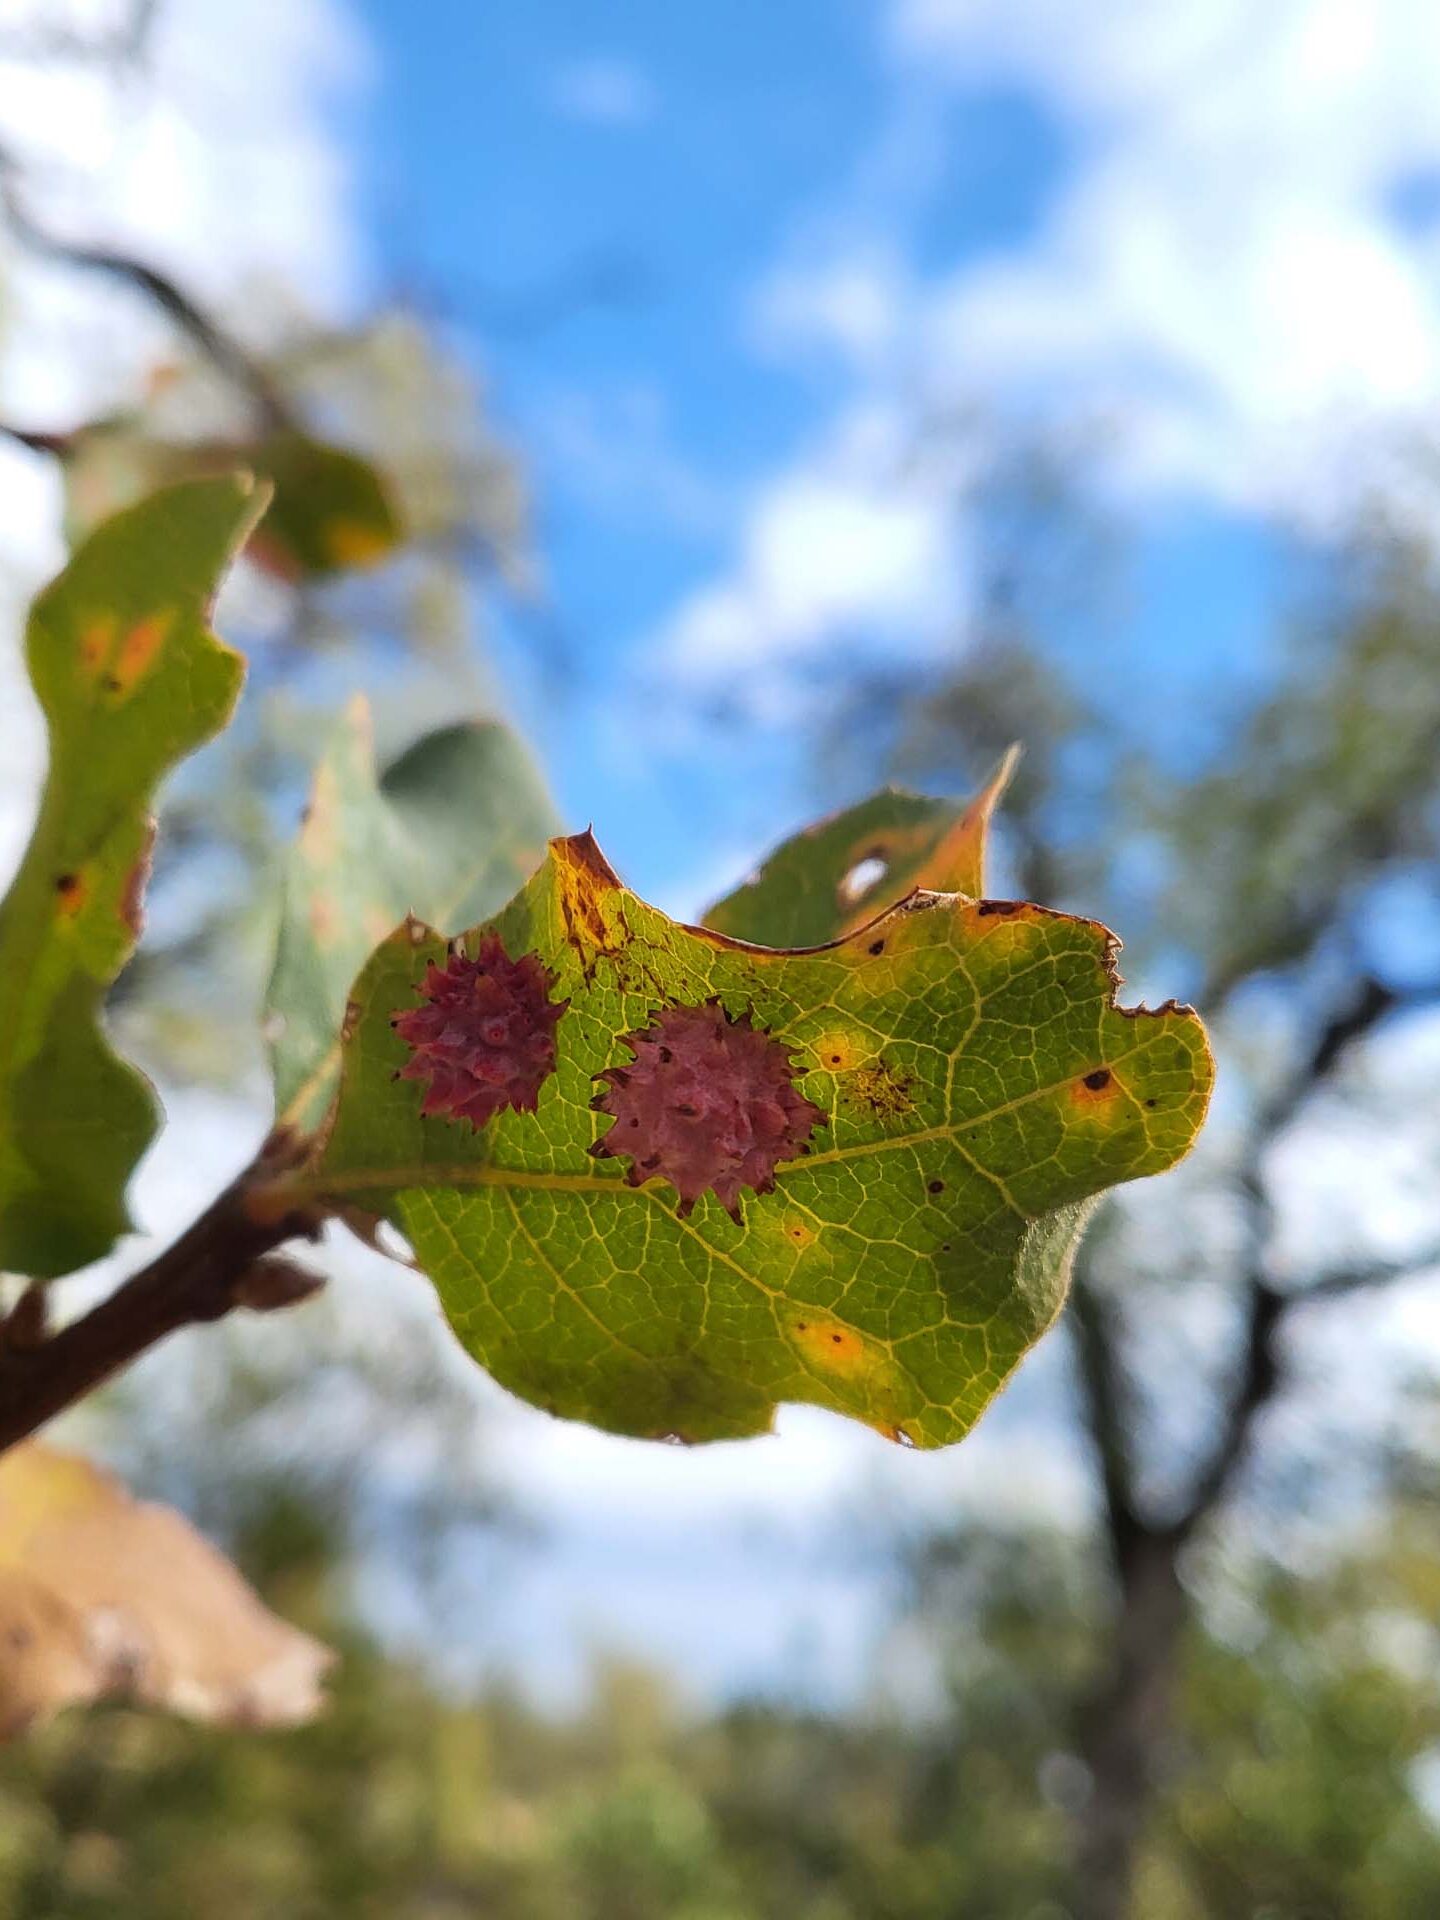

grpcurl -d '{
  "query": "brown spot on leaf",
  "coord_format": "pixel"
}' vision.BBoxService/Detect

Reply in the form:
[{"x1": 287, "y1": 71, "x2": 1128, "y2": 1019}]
[
  {"x1": 554, "y1": 833, "x2": 628, "y2": 980},
  {"x1": 1072, "y1": 1066, "x2": 1122, "y2": 1111},
  {"x1": 77, "y1": 617, "x2": 114, "y2": 682},
  {"x1": 976, "y1": 899, "x2": 1022, "y2": 918},
  {"x1": 927, "y1": 1178, "x2": 945, "y2": 1195},
  {"x1": 53, "y1": 871, "x2": 87, "y2": 920},
  {"x1": 846, "y1": 1062, "x2": 914, "y2": 1120},
  {"x1": 118, "y1": 822, "x2": 157, "y2": 939}
]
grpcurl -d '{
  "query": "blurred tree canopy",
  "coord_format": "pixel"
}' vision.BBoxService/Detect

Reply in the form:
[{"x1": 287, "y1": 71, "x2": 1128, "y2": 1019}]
[{"x1": 0, "y1": 1442, "x2": 1436, "y2": 1920}]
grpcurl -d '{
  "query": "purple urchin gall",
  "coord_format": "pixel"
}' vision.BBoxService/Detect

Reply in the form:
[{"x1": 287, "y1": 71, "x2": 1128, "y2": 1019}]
[
  {"x1": 391, "y1": 934, "x2": 567, "y2": 1129},
  {"x1": 589, "y1": 1001, "x2": 826, "y2": 1220}
]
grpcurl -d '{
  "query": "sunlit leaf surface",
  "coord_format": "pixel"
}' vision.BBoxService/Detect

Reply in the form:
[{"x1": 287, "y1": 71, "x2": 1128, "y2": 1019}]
[{"x1": 306, "y1": 830, "x2": 1212, "y2": 1449}]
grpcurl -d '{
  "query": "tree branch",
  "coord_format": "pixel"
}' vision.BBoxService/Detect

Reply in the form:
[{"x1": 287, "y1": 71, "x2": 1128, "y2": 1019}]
[
  {"x1": 1167, "y1": 971, "x2": 1440, "y2": 1543},
  {"x1": 0, "y1": 1133, "x2": 325, "y2": 1455},
  {"x1": 0, "y1": 147, "x2": 295, "y2": 433},
  {"x1": 1068, "y1": 1259, "x2": 1147, "y2": 1579}
]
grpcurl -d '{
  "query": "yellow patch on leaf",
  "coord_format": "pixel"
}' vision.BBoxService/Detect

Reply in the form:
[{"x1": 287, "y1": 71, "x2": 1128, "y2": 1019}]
[{"x1": 325, "y1": 518, "x2": 392, "y2": 570}]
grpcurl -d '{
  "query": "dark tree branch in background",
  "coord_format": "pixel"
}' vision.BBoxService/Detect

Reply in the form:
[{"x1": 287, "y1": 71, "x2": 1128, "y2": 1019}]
[
  {"x1": 1067, "y1": 1265, "x2": 1145, "y2": 1572},
  {"x1": 0, "y1": 144, "x2": 296, "y2": 434},
  {"x1": 1070, "y1": 959, "x2": 1440, "y2": 1918},
  {"x1": 0, "y1": 421, "x2": 71, "y2": 456},
  {"x1": 0, "y1": 1134, "x2": 324, "y2": 1456}
]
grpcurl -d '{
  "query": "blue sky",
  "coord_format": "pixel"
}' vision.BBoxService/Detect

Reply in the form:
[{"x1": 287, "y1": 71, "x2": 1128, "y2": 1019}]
[
  {"x1": 347, "y1": 0, "x2": 1440, "y2": 913},
  {"x1": 356, "y1": 0, "x2": 1084, "y2": 902}
]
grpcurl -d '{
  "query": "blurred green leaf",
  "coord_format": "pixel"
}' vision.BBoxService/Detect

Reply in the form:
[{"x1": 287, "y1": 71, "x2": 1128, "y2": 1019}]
[
  {"x1": 302, "y1": 830, "x2": 1212, "y2": 1448},
  {"x1": 0, "y1": 476, "x2": 265, "y2": 1277},
  {"x1": 703, "y1": 747, "x2": 1019, "y2": 949},
  {"x1": 267, "y1": 699, "x2": 559, "y2": 1135},
  {"x1": 63, "y1": 423, "x2": 400, "y2": 582}
]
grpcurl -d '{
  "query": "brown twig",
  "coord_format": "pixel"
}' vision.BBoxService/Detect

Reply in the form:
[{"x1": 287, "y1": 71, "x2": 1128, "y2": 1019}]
[
  {"x1": 0, "y1": 1133, "x2": 325, "y2": 1456},
  {"x1": 0, "y1": 145, "x2": 294, "y2": 434}
]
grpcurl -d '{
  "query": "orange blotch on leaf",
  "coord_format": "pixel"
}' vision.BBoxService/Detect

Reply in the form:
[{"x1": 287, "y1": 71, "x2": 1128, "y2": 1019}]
[
  {"x1": 325, "y1": 519, "x2": 391, "y2": 570},
  {"x1": 53, "y1": 871, "x2": 88, "y2": 920},
  {"x1": 788, "y1": 1314, "x2": 892, "y2": 1387},
  {"x1": 109, "y1": 611, "x2": 175, "y2": 696},
  {"x1": 813, "y1": 1030, "x2": 864, "y2": 1073}
]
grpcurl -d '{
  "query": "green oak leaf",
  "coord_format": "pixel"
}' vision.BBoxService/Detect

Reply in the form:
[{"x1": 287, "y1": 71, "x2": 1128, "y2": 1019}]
[
  {"x1": 0, "y1": 475, "x2": 267, "y2": 1278},
  {"x1": 63, "y1": 423, "x2": 398, "y2": 581},
  {"x1": 299, "y1": 830, "x2": 1213, "y2": 1448},
  {"x1": 267, "y1": 697, "x2": 559, "y2": 1135},
  {"x1": 703, "y1": 746, "x2": 1019, "y2": 949}
]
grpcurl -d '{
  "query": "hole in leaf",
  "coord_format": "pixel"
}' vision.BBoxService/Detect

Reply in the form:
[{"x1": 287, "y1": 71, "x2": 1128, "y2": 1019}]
[{"x1": 839, "y1": 854, "x2": 887, "y2": 905}]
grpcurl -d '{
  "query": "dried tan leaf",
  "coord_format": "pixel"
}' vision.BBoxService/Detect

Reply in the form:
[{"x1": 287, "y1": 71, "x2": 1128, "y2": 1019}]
[{"x1": 0, "y1": 1442, "x2": 334, "y2": 1738}]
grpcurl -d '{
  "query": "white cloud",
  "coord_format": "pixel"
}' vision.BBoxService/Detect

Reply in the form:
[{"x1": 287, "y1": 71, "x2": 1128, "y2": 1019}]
[
  {"x1": 655, "y1": 0, "x2": 1440, "y2": 718},
  {"x1": 749, "y1": 244, "x2": 912, "y2": 370},
  {"x1": 882, "y1": 0, "x2": 1440, "y2": 518},
  {"x1": 549, "y1": 56, "x2": 655, "y2": 129},
  {"x1": 0, "y1": 0, "x2": 374, "y2": 884},
  {"x1": 653, "y1": 425, "x2": 968, "y2": 717}
]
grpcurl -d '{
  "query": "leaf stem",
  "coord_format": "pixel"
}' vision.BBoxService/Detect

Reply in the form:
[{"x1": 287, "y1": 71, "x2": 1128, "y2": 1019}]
[{"x1": 0, "y1": 1132, "x2": 325, "y2": 1455}]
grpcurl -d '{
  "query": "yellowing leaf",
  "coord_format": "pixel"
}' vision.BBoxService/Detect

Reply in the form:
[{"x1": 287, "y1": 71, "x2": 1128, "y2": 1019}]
[
  {"x1": 0, "y1": 1444, "x2": 333, "y2": 1738},
  {"x1": 0, "y1": 477, "x2": 266, "y2": 1278},
  {"x1": 296, "y1": 830, "x2": 1213, "y2": 1450},
  {"x1": 704, "y1": 748, "x2": 1020, "y2": 949}
]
